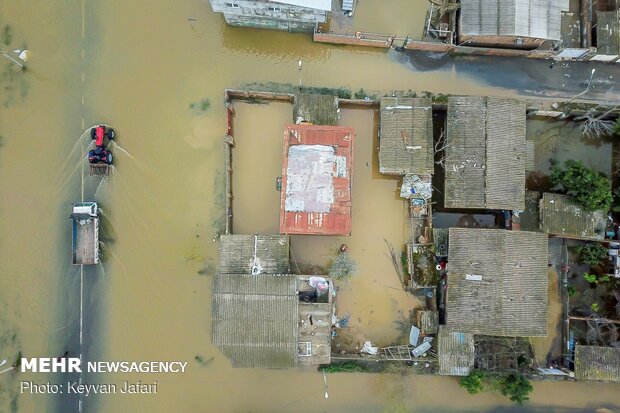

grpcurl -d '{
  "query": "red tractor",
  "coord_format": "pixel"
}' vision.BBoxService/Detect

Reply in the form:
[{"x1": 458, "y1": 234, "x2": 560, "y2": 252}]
[{"x1": 88, "y1": 125, "x2": 115, "y2": 165}]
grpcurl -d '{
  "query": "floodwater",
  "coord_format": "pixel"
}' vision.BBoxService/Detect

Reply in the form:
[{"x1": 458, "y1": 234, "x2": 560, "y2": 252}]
[{"x1": 0, "y1": 1, "x2": 619, "y2": 412}]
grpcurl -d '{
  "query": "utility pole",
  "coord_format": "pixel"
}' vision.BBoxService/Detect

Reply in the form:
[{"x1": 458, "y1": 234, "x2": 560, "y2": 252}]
[
  {"x1": 566, "y1": 68, "x2": 596, "y2": 104},
  {"x1": 323, "y1": 369, "x2": 329, "y2": 399}
]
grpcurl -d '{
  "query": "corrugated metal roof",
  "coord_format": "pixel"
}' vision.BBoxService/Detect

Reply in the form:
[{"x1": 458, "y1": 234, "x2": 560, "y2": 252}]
[
  {"x1": 212, "y1": 274, "x2": 299, "y2": 368},
  {"x1": 539, "y1": 193, "x2": 606, "y2": 241},
  {"x1": 596, "y1": 11, "x2": 620, "y2": 56},
  {"x1": 460, "y1": 0, "x2": 569, "y2": 41},
  {"x1": 445, "y1": 96, "x2": 526, "y2": 210},
  {"x1": 219, "y1": 234, "x2": 290, "y2": 274},
  {"x1": 379, "y1": 97, "x2": 433, "y2": 176},
  {"x1": 446, "y1": 228, "x2": 548, "y2": 337},
  {"x1": 294, "y1": 93, "x2": 339, "y2": 126},
  {"x1": 280, "y1": 124, "x2": 354, "y2": 235},
  {"x1": 437, "y1": 326, "x2": 475, "y2": 376},
  {"x1": 575, "y1": 345, "x2": 620, "y2": 382}
]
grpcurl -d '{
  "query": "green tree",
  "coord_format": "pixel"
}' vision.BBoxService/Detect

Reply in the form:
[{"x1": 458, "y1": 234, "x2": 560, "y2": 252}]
[
  {"x1": 459, "y1": 370, "x2": 487, "y2": 395},
  {"x1": 575, "y1": 243, "x2": 608, "y2": 266},
  {"x1": 550, "y1": 160, "x2": 612, "y2": 211},
  {"x1": 498, "y1": 374, "x2": 533, "y2": 405}
]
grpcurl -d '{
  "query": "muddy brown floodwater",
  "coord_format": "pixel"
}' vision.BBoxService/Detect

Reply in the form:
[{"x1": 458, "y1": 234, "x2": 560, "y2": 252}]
[{"x1": 0, "y1": 0, "x2": 619, "y2": 412}]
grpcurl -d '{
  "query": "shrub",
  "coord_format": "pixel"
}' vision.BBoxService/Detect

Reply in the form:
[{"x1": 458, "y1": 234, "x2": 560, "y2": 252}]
[
  {"x1": 584, "y1": 272, "x2": 610, "y2": 285},
  {"x1": 567, "y1": 286, "x2": 576, "y2": 297},
  {"x1": 328, "y1": 252, "x2": 357, "y2": 280},
  {"x1": 591, "y1": 303, "x2": 601, "y2": 312},
  {"x1": 498, "y1": 374, "x2": 533, "y2": 405},
  {"x1": 550, "y1": 160, "x2": 612, "y2": 212},
  {"x1": 459, "y1": 370, "x2": 486, "y2": 394},
  {"x1": 575, "y1": 243, "x2": 608, "y2": 266}
]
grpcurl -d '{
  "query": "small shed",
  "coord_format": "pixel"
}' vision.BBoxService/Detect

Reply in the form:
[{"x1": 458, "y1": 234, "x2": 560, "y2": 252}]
[
  {"x1": 211, "y1": 274, "x2": 299, "y2": 368},
  {"x1": 539, "y1": 193, "x2": 606, "y2": 241},
  {"x1": 574, "y1": 345, "x2": 620, "y2": 382},
  {"x1": 446, "y1": 228, "x2": 548, "y2": 337},
  {"x1": 379, "y1": 97, "x2": 433, "y2": 176},
  {"x1": 218, "y1": 234, "x2": 290, "y2": 274},
  {"x1": 416, "y1": 310, "x2": 439, "y2": 335},
  {"x1": 445, "y1": 96, "x2": 526, "y2": 210},
  {"x1": 294, "y1": 93, "x2": 339, "y2": 126},
  {"x1": 596, "y1": 11, "x2": 620, "y2": 56},
  {"x1": 437, "y1": 326, "x2": 475, "y2": 376}
]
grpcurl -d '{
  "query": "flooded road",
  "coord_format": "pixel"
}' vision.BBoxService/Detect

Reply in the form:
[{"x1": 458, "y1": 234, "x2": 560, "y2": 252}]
[{"x1": 0, "y1": 0, "x2": 619, "y2": 412}]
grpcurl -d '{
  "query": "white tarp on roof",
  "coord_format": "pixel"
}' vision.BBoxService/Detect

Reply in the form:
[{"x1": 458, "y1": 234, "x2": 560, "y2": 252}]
[
  {"x1": 285, "y1": 145, "x2": 335, "y2": 213},
  {"x1": 272, "y1": 0, "x2": 332, "y2": 12}
]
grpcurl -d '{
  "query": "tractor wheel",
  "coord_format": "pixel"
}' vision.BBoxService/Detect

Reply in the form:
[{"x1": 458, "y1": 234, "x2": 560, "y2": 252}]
[
  {"x1": 107, "y1": 128, "x2": 116, "y2": 139},
  {"x1": 106, "y1": 152, "x2": 113, "y2": 164},
  {"x1": 90, "y1": 128, "x2": 97, "y2": 139}
]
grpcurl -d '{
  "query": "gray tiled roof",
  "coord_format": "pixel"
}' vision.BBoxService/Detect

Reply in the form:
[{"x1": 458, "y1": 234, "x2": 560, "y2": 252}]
[
  {"x1": 212, "y1": 274, "x2": 299, "y2": 368},
  {"x1": 446, "y1": 228, "x2": 548, "y2": 336},
  {"x1": 379, "y1": 97, "x2": 433, "y2": 175},
  {"x1": 539, "y1": 193, "x2": 606, "y2": 241},
  {"x1": 219, "y1": 234, "x2": 290, "y2": 274},
  {"x1": 445, "y1": 96, "x2": 526, "y2": 210},
  {"x1": 575, "y1": 345, "x2": 620, "y2": 382}
]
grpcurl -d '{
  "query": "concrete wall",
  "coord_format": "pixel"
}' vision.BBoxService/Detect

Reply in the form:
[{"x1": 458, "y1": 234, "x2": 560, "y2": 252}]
[{"x1": 209, "y1": 0, "x2": 327, "y2": 32}]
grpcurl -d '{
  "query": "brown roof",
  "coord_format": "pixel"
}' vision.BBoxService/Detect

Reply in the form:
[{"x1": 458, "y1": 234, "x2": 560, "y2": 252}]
[
  {"x1": 445, "y1": 96, "x2": 526, "y2": 210},
  {"x1": 446, "y1": 228, "x2": 548, "y2": 336},
  {"x1": 539, "y1": 193, "x2": 606, "y2": 241},
  {"x1": 379, "y1": 97, "x2": 433, "y2": 175},
  {"x1": 575, "y1": 345, "x2": 620, "y2": 382}
]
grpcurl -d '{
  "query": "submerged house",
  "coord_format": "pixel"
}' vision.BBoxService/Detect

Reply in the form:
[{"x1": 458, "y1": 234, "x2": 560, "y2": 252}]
[
  {"x1": 446, "y1": 228, "x2": 548, "y2": 337},
  {"x1": 280, "y1": 124, "x2": 354, "y2": 236},
  {"x1": 208, "y1": 0, "x2": 331, "y2": 32},
  {"x1": 574, "y1": 345, "x2": 620, "y2": 382},
  {"x1": 294, "y1": 93, "x2": 339, "y2": 125},
  {"x1": 539, "y1": 193, "x2": 606, "y2": 241},
  {"x1": 444, "y1": 96, "x2": 527, "y2": 211},
  {"x1": 213, "y1": 234, "x2": 333, "y2": 368},
  {"x1": 379, "y1": 97, "x2": 433, "y2": 176},
  {"x1": 459, "y1": 0, "x2": 569, "y2": 49}
]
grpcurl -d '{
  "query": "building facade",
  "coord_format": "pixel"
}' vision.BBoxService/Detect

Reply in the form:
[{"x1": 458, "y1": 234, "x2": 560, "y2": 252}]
[{"x1": 208, "y1": 0, "x2": 331, "y2": 32}]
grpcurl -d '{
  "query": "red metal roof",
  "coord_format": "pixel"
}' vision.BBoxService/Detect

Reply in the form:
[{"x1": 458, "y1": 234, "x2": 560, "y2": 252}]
[{"x1": 280, "y1": 124, "x2": 354, "y2": 236}]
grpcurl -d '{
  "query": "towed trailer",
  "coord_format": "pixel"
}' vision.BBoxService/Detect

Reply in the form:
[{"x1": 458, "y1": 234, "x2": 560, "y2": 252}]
[{"x1": 71, "y1": 202, "x2": 99, "y2": 265}]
